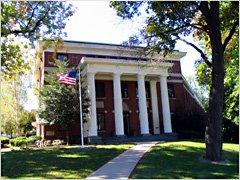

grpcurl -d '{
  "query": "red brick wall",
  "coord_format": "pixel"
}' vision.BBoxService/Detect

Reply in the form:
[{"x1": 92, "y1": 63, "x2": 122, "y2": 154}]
[
  {"x1": 123, "y1": 81, "x2": 140, "y2": 136},
  {"x1": 96, "y1": 80, "x2": 115, "y2": 137},
  {"x1": 44, "y1": 122, "x2": 81, "y2": 141},
  {"x1": 44, "y1": 52, "x2": 83, "y2": 67},
  {"x1": 169, "y1": 61, "x2": 181, "y2": 74}
]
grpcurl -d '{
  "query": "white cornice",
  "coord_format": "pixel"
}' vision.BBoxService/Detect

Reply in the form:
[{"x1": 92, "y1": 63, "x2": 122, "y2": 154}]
[
  {"x1": 81, "y1": 57, "x2": 173, "y2": 77},
  {"x1": 39, "y1": 41, "x2": 186, "y2": 61},
  {"x1": 81, "y1": 57, "x2": 173, "y2": 68}
]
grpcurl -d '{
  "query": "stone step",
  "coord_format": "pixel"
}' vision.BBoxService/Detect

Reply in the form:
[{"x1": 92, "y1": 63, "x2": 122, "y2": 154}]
[{"x1": 89, "y1": 133, "x2": 178, "y2": 144}]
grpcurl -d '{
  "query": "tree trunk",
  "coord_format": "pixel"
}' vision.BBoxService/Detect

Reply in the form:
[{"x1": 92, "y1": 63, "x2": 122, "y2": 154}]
[
  {"x1": 14, "y1": 80, "x2": 20, "y2": 137},
  {"x1": 205, "y1": 2, "x2": 224, "y2": 161}
]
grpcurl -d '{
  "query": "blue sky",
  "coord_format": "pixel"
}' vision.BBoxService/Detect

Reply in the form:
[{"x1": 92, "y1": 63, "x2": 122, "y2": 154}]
[{"x1": 64, "y1": 1, "x2": 202, "y2": 77}]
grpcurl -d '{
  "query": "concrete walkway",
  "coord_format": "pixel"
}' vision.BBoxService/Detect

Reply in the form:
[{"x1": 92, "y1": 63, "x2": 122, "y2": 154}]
[
  {"x1": 86, "y1": 141, "x2": 158, "y2": 179},
  {"x1": 1, "y1": 148, "x2": 12, "y2": 152}
]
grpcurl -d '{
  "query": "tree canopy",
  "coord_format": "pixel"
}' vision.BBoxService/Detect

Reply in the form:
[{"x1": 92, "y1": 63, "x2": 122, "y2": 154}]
[
  {"x1": 1, "y1": 1, "x2": 74, "y2": 41},
  {"x1": 1, "y1": 1, "x2": 75, "y2": 79},
  {"x1": 196, "y1": 30, "x2": 239, "y2": 125},
  {"x1": 110, "y1": 2, "x2": 238, "y2": 59}
]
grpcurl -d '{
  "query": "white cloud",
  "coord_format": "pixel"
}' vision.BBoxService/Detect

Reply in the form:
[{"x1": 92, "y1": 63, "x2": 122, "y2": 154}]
[{"x1": 65, "y1": 1, "x2": 144, "y2": 43}]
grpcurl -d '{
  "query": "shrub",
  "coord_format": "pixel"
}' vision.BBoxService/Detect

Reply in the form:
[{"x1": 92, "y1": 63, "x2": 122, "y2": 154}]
[
  {"x1": 1, "y1": 137, "x2": 10, "y2": 147},
  {"x1": 9, "y1": 136, "x2": 39, "y2": 147},
  {"x1": 10, "y1": 137, "x2": 27, "y2": 147},
  {"x1": 1, "y1": 137, "x2": 10, "y2": 145},
  {"x1": 52, "y1": 139, "x2": 65, "y2": 146},
  {"x1": 27, "y1": 135, "x2": 41, "y2": 144},
  {"x1": 44, "y1": 140, "x2": 52, "y2": 146},
  {"x1": 172, "y1": 111, "x2": 207, "y2": 140}
]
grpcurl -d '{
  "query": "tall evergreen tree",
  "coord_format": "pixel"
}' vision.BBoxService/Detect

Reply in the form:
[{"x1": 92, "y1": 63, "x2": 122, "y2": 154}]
[{"x1": 38, "y1": 60, "x2": 90, "y2": 145}]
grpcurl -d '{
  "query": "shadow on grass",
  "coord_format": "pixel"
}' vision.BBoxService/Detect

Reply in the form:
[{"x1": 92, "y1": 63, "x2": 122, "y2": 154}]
[
  {"x1": 1, "y1": 144, "x2": 132, "y2": 179},
  {"x1": 132, "y1": 141, "x2": 239, "y2": 179}
]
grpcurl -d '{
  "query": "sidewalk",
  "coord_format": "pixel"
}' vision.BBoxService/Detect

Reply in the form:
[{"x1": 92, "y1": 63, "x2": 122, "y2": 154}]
[
  {"x1": 1, "y1": 148, "x2": 12, "y2": 152},
  {"x1": 86, "y1": 141, "x2": 158, "y2": 179}
]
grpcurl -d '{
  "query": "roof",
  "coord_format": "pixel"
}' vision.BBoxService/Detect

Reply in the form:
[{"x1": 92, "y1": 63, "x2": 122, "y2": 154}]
[
  {"x1": 63, "y1": 40, "x2": 143, "y2": 48},
  {"x1": 37, "y1": 40, "x2": 187, "y2": 60},
  {"x1": 60, "y1": 40, "x2": 182, "y2": 53}
]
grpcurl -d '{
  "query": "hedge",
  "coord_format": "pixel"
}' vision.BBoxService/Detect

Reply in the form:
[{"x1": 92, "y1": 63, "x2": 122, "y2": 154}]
[
  {"x1": 10, "y1": 136, "x2": 41, "y2": 147},
  {"x1": 1, "y1": 137, "x2": 10, "y2": 146}
]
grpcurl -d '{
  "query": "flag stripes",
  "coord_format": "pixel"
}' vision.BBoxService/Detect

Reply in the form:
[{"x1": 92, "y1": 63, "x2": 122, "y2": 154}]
[{"x1": 57, "y1": 71, "x2": 77, "y2": 85}]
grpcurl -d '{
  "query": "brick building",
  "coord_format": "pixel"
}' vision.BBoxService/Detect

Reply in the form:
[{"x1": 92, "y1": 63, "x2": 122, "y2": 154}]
[{"x1": 36, "y1": 41, "x2": 204, "y2": 143}]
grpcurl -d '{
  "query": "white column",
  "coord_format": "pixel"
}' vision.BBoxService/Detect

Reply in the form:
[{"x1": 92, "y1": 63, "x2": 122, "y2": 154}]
[
  {"x1": 87, "y1": 72, "x2": 98, "y2": 136},
  {"x1": 160, "y1": 75, "x2": 172, "y2": 133},
  {"x1": 113, "y1": 73, "x2": 125, "y2": 136},
  {"x1": 150, "y1": 80, "x2": 160, "y2": 134},
  {"x1": 137, "y1": 74, "x2": 150, "y2": 135}
]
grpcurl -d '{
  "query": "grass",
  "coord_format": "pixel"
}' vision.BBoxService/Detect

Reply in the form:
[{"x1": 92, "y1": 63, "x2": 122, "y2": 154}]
[
  {"x1": 1, "y1": 144, "x2": 133, "y2": 179},
  {"x1": 132, "y1": 141, "x2": 239, "y2": 179}
]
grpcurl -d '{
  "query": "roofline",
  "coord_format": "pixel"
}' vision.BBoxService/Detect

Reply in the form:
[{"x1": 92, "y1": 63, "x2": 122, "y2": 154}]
[
  {"x1": 39, "y1": 39, "x2": 185, "y2": 54},
  {"x1": 64, "y1": 40, "x2": 143, "y2": 49},
  {"x1": 182, "y1": 75, "x2": 206, "y2": 110},
  {"x1": 38, "y1": 40, "x2": 187, "y2": 60}
]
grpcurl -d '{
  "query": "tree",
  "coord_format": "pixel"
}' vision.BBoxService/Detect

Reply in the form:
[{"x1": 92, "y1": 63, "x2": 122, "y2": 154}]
[
  {"x1": 1, "y1": 1, "x2": 75, "y2": 79},
  {"x1": 196, "y1": 32, "x2": 239, "y2": 142},
  {"x1": 19, "y1": 110, "x2": 36, "y2": 136},
  {"x1": 1, "y1": 36, "x2": 32, "y2": 79},
  {"x1": 110, "y1": 1, "x2": 239, "y2": 161},
  {"x1": 1, "y1": 1, "x2": 74, "y2": 41},
  {"x1": 38, "y1": 60, "x2": 90, "y2": 145},
  {"x1": 1, "y1": 78, "x2": 23, "y2": 136},
  {"x1": 0, "y1": 93, "x2": 16, "y2": 137},
  {"x1": 0, "y1": 78, "x2": 35, "y2": 137}
]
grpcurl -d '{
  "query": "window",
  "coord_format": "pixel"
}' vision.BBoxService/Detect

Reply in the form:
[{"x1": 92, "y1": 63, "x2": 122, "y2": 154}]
[
  {"x1": 46, "y1": 131, "x2": 54, "y2": 136},
  {"x1": 121, "y1": 82, "x2": 128, "y2": 98},
  {"x1": 97, "y1": 113, "x2": 105, "y2": 131},
  {"x1": 57, "y1": 53, "x2": 68, "y2": 61},
  {"x1": 168, "y1": 84, "x2": 176, "y2": 98},
  {"x1": 96, "y1": 82, "x2": 105, "y2": 97},
  {"x1": 96, "y1": 101, "x2": 104, "y2": 108}
]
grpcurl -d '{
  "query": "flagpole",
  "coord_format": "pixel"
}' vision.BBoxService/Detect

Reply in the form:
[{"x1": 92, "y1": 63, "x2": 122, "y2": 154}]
[{"x1": 78, "y1": 62, "x2": 84, "y2": 147}]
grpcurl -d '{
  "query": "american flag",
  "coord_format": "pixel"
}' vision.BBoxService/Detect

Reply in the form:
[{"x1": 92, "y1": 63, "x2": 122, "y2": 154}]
[{"x1": 57, "y1": 70, "x2": 77, "y2": 85}]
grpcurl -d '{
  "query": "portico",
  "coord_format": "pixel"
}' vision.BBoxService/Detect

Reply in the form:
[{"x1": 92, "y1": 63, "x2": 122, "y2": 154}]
[{"x1": 81, "y1": 57, "x2": 173, "y2": 138}]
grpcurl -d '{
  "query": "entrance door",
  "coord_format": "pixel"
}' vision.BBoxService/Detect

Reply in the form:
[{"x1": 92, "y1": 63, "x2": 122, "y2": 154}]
[{"x1": 123, "y1": 112, "x2": 131, "y2": 136}]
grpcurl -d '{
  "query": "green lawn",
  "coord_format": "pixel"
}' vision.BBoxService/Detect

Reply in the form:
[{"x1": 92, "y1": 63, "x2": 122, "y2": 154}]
[
  {"x1": 132, "y1": 141, "x2": 239, "y2": 179},
  {"x1": 1, "y1": 144, "x2": 133, "y2": 179}
]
